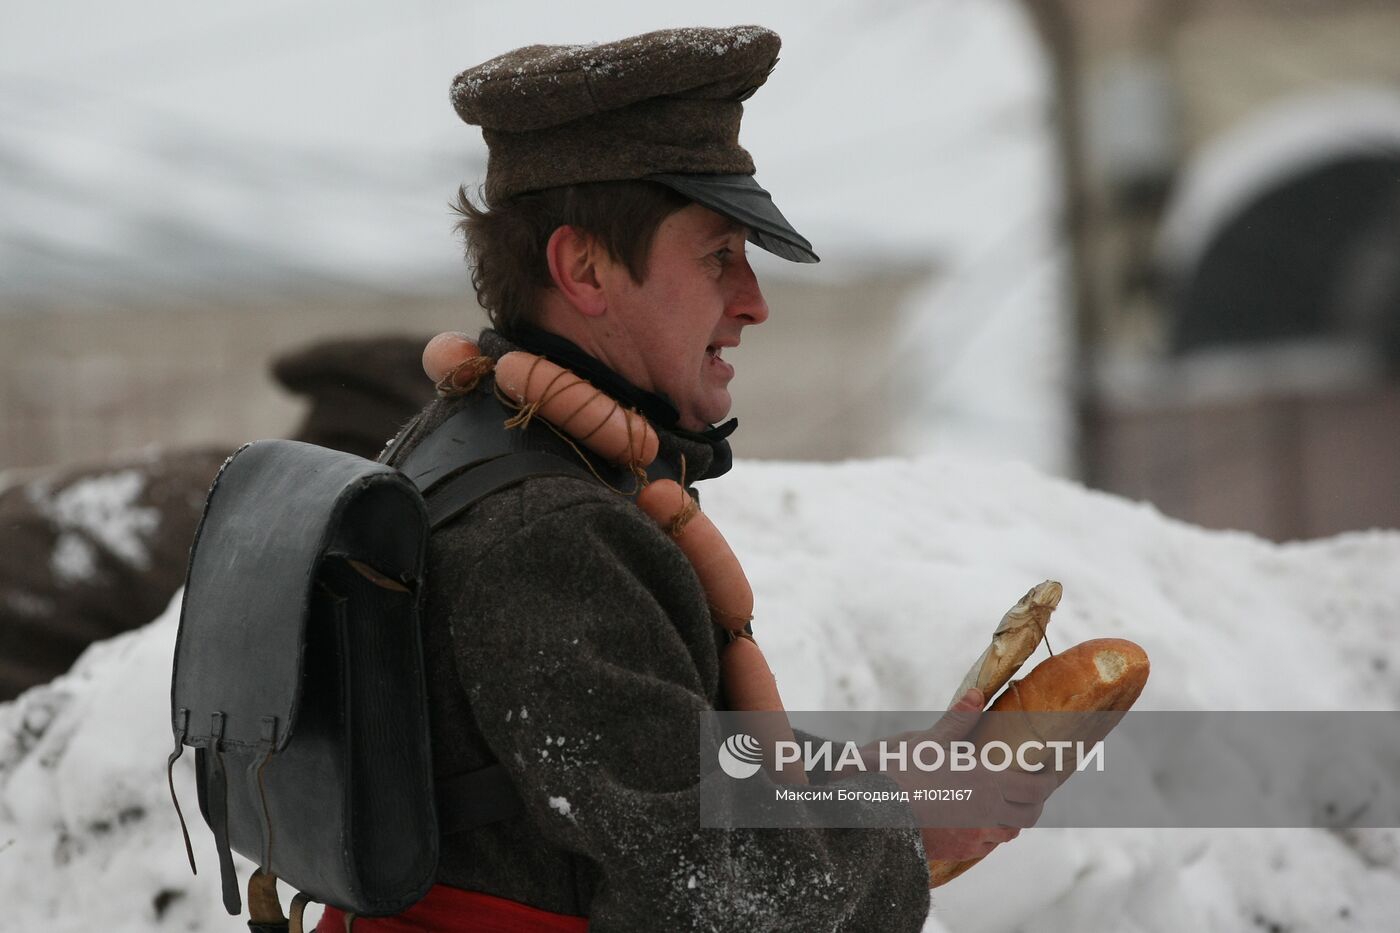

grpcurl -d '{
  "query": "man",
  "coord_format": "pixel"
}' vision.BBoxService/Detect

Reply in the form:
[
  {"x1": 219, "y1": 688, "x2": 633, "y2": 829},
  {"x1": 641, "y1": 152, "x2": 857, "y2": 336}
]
[{"x1": 327, "y1": 26, "x2": 1048, "y2": 931}]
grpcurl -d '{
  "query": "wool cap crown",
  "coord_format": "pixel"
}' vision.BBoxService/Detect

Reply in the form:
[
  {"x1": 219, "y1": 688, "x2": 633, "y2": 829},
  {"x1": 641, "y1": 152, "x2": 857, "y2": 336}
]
[{"x1": 450, "y1": 26, "x2": 781, "y2": 205}]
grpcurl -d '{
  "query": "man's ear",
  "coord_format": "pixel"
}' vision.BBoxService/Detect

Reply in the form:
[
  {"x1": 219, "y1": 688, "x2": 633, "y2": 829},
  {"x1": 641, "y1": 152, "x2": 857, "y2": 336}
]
[{"x1": 545, "y1": 225, "x2": 608, "y2": 318}]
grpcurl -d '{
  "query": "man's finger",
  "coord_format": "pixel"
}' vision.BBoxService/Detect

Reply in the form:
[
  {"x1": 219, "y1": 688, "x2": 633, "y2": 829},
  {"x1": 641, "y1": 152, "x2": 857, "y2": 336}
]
[
  {"x1": 927, "y1": 688, "x2": 984, "y2": 744},
  {"x1": 996, "y1": 767, "x2": 1059, "y2": 806},
  {"x1": 983, "y1": 789, "x2": 1045, "y2": 829}
]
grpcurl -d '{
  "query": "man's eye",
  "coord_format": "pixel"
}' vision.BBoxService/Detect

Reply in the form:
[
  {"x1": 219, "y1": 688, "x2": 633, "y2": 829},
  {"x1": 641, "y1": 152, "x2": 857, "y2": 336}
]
[{"x1": 711, "y1": 247, "x2": 733, "y2": 266}]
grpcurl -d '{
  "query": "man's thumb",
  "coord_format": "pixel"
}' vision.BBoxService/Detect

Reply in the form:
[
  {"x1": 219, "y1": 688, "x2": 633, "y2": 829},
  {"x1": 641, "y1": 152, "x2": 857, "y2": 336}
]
[{"x1": 928, "y1": 688, "x2": 985, "y2": 743}]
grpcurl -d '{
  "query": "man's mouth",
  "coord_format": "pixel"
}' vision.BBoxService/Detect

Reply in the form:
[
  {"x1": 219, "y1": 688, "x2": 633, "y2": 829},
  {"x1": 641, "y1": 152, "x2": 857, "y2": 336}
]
[{"x1": 705, "y1": 343, "x2": 735, "y2": 378}]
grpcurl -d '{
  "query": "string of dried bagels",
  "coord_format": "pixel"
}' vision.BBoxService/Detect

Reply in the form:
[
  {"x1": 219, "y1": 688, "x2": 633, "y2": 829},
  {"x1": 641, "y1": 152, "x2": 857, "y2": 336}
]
[{"x1": 423, "y1": 333, "x2": 805, "y2": 786}]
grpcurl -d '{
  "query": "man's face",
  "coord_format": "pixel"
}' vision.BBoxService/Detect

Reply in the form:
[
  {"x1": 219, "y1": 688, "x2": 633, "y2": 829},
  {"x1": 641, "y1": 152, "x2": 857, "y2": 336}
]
[{"x1": 596, "y1": 203, "x2": 769, "y2": 431}]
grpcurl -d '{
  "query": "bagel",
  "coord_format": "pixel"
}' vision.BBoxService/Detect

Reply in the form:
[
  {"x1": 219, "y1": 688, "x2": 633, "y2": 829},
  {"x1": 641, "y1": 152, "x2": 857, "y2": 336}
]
[
  {"x1": 636, "y1": 479, "x2": 754, "y2": 632},
  {"x1": 495, "y1": 351, "x2": 659, "y2": 467}
]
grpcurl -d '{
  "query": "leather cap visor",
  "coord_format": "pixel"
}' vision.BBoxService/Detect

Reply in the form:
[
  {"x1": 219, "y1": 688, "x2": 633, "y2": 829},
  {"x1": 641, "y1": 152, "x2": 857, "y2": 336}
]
[{"x1": 647, "y1": 173, "x2": 819, "y2": 263}]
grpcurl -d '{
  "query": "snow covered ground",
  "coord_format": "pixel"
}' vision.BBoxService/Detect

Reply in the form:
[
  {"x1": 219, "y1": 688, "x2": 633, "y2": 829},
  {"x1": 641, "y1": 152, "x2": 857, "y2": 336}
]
[{"x1": 3, "y1": 454, "x2": 1398, "y2": 931}]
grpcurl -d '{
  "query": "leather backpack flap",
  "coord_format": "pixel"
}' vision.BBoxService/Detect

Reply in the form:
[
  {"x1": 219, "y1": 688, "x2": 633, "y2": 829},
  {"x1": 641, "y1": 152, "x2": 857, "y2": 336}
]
[
  {"x1": 174, "y1": 439, "x2": 427, "y2": 755},
  {"x1": 171, "y1": 439, "x2": 437, "y2": 916}
]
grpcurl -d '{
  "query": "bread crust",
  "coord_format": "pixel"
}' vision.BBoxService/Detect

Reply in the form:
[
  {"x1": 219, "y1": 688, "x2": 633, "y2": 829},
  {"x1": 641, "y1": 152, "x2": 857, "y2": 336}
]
[{"x1": 988, "y1": 637, "x2": 1150, "y2": 717}]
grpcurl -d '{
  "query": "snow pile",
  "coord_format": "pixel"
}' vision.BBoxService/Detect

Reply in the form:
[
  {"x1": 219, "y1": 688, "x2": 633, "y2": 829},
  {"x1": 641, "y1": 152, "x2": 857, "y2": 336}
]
[
  {"x1": 0, "y1": 595, "x2": 201, "y2": 928},
  {"x1": 28, "y1": 470, "x2": 161, "y2": 583},
  {"x1": 709, "y1": 458, "x2": 1400, "y2": 932},
  {"x1": 4, "y1": 454, "x2": 1398, "y2": 931}
]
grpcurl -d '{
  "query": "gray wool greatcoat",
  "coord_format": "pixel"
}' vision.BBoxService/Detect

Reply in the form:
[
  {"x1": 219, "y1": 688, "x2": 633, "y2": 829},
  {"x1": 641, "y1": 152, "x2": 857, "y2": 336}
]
[{"x1": 381, "y1": 331, "x2": 931, "y2": 931}]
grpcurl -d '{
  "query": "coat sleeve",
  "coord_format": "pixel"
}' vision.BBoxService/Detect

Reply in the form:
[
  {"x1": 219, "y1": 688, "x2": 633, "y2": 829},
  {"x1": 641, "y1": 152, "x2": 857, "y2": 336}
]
[{"x1": 447, "y1": 496, "x2": 931, "y2": 933}]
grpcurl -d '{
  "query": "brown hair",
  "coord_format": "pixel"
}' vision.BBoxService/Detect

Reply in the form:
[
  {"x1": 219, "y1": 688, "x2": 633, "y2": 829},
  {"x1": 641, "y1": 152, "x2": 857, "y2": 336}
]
[{"x1": 452, "y1": 180, "x2": 689, "y2": 336}]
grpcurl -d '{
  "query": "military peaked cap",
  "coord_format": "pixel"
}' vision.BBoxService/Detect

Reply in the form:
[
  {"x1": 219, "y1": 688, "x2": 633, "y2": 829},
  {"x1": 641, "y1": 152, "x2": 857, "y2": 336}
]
[{"x1": 451, "y1": 25, "x2": 817, "y2": 263}]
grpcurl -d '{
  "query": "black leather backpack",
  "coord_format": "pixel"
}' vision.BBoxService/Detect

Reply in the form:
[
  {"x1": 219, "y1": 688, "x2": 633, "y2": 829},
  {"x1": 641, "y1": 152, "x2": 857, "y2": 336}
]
[{"x1": 168, "y1": 392, "x2": 614, "y2": 930}]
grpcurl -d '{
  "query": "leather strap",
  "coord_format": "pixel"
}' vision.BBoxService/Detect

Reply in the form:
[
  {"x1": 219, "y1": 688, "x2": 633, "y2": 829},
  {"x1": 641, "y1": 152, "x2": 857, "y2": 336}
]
[
  {"x1": 247, "y1": 870, "x2": 287, "y2": 928},
  {"x1": 425, "y1": 451, "x2": 595, "y2": 531},
  {"x1": 418, "y1": 452, "x2": 589, "y2": 831},
  {"x1": 414, "y1": 446, "x2": 581, "y2": 835},
  {"x1": 289, "y1": 893, "x2": 313, "y2": 933},
  {"x1": 205, "y1": 712, "x2": 242, "y2": 915},
  {"x1": 435, "y1": 764, "x2": 527, "y2": 835},
  {"x1": 404, "y1": 392, "x2": 686, "y2": 836},
  {"x1": 399, "y1": 391, "x2": 651, "y2": 495},
  {"x1": 167, "y1": 707, "x2": 197, "y2": 874}
]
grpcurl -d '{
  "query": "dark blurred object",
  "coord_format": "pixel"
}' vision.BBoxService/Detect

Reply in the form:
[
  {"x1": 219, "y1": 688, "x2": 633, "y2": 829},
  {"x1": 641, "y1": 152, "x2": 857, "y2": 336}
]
[
  {"x1": 1171, "y1": 155, "x2": 1400, "y2": 356},
  {"x1": 272, "y1": 334, "x2": 437, "y2": 459},
  {"x1": 1335, "y1": 187, "x2": 1400, "y2": 371},
  {"x1": 0, "y1": 334, "x2": 435, "y2": 701},
  {"x1": 0, "y1": 448, "x2": 228, "y2": 701}
]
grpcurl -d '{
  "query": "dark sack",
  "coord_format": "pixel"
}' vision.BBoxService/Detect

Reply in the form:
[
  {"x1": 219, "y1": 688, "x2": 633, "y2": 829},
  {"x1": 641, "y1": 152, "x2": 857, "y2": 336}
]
[{"x1": 170, "y1": 440, "x2": 436, "y2": 917}]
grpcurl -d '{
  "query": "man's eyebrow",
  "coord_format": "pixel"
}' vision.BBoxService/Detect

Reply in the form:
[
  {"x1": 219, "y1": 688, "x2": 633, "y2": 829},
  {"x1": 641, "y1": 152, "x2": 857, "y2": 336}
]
[{"x1": 701, "y1": 216, "x2": 747, "y2": 240}]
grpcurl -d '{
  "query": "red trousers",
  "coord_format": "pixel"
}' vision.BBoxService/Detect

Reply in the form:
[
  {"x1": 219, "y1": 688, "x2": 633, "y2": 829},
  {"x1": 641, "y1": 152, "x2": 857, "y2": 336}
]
[{"x1": 317, "y1": 886, "x2": 588, "y2": 932}]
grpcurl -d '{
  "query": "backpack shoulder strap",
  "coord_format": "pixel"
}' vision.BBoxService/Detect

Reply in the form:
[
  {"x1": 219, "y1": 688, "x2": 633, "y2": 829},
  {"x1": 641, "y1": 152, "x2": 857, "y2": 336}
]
[
  {"x1": 424, "y1": 450, "x2": 595, "y2": 531},
  {"x1": 408, "y1": 401, "x2": 607, "y2": 835},
  {"x1": 434, "y1": 763, "x2": 527, "y2": 835},
  {"x1": 396, "y1": 390, "x2": 631, "y2": 495}
]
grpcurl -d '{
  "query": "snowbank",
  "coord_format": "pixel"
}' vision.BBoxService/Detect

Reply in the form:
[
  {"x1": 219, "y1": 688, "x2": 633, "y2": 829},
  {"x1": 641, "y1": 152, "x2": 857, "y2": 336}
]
[{"x1": 3, "y1": 455, "x2": 1398, "y2": 931}]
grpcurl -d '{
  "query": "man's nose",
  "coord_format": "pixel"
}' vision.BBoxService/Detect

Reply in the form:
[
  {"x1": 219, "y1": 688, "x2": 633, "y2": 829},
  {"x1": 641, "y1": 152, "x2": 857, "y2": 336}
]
[{"x1": 727, "y1": 255, "x2": 769, "y2": 325}]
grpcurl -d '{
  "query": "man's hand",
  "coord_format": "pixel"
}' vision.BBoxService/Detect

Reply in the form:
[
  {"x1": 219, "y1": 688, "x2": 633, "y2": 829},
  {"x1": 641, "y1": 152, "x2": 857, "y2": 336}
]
[{"x1": 848, "y1": 688, "x2": 1059, "y2": 862}]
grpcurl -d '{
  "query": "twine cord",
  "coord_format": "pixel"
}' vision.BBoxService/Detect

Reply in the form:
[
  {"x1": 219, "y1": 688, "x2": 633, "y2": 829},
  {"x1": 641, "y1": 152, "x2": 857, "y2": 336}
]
[
  {"x1": 571, "y1": 395, "x2": 614, "y2": 442},
  {"x1": 667, "y1": 494, "x2": 700, "y2": 538},
  {"x1": 497, "y1": 353, "x2": 654, "y2": 493},
  {"x1": 435, "y1": 355, "x2": 495, "y2": 397},
  {"x1": 497, "y1": 386, "x2": 641, "y2": 496},
  {"x1": 504, "y1": 356, "x2": 570, "y2": 430},
  {"x1": 502, "y1": 399, "x2": 541, "y2": 431},
  {"x1": 1008, "y1": 680, "x2": 1054, "y2": 749},
  {"x1": 1038, "y1": 617, "x2": 1056, "y2": 657}
]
